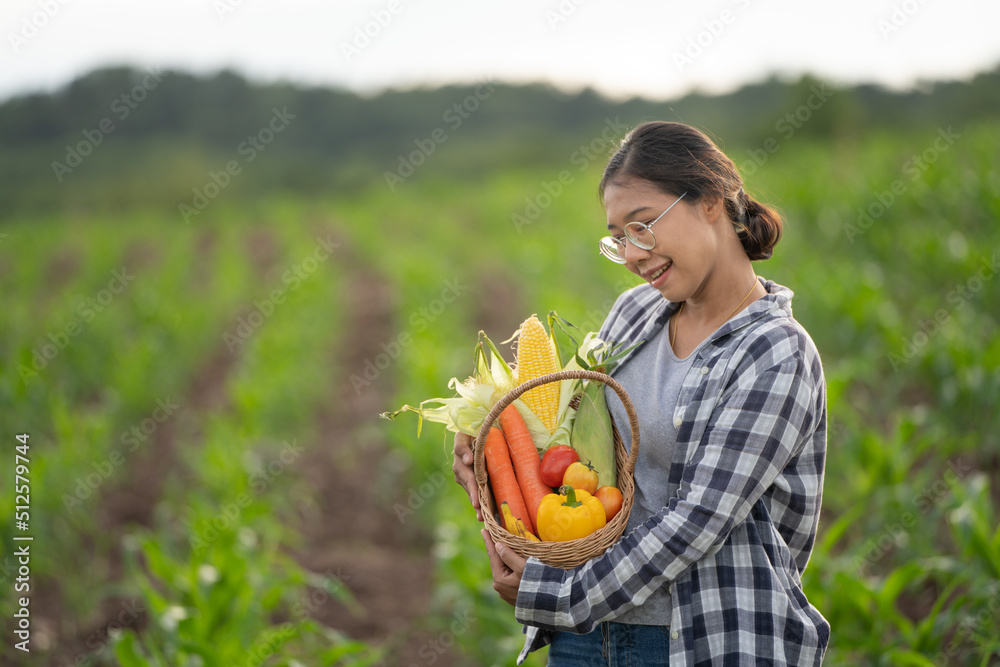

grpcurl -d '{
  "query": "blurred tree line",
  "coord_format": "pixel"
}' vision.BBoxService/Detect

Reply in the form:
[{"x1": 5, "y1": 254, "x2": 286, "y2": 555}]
[{"x1": 0, "y1": 63, "x2": 998, "y2": 215}]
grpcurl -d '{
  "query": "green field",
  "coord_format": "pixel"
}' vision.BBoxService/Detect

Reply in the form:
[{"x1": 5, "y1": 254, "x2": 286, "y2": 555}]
[{"x1": 2, "y1": 114, "x2": 999, "y2": 665}]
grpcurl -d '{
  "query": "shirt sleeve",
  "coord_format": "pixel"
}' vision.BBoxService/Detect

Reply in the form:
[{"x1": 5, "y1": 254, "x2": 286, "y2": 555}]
[{"x1": 514, "y1": 338, "x2": 822, "y2": 634}]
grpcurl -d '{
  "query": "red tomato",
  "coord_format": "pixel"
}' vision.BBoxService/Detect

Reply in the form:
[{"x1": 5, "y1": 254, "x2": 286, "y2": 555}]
[
  {"x1": 539, "y1": 445, "x2": 580, "y2": 488},
  {"x1": 562, "y1": 461, "x2": 599, "y2": 495},
  {"x1": 594, "y1": 486, "x2": 624, "y2": 522}
]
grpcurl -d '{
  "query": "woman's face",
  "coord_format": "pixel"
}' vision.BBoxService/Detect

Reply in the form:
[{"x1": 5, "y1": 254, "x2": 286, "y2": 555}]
[{"x1": 603, "y1": 177, "x2": 721, "y2": 302}]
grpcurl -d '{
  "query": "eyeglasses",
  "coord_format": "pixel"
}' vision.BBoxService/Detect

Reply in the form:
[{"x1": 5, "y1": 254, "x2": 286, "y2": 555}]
[{"x1": 598, "y1": 192, "x2": 687, "y2": 264}]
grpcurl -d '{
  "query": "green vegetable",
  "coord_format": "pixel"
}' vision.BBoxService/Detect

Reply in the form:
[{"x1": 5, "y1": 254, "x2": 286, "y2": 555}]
[{"x1": 570, "y1": 378, "x2": 617, "y2": 488}]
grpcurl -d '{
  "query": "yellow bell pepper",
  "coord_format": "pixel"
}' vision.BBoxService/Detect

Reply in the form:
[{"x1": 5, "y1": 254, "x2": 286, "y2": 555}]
[{"x1": 536, "y1": 485, "x2": 607, "y2": 542}]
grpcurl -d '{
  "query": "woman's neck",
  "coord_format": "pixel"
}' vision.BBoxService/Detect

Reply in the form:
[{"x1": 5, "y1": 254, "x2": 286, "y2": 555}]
[
  {"x1": 670, "y1": 262, "x2": 763, "y2": 357},
  {"x1": 681, "y1": 264, "x2": 761, "y2": 327}
]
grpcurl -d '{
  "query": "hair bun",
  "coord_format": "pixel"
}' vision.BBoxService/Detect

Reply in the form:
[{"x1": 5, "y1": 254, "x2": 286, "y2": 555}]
[{"x1": 738, "y1": 195, "x2": 782, "y2": 260}]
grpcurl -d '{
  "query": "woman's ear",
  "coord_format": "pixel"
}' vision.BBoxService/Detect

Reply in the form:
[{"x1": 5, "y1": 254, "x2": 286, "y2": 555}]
[{"x1": 700, "y1": 194, "x2": 726, "y2": 224}]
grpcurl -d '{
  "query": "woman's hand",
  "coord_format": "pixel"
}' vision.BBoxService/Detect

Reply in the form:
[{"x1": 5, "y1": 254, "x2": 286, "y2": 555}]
[
  {"x1": 453, "y1": 431, "x2": 483, "y2": 521},
  {"x1": 457, "y1": 435, "x2": 528, "y2": 605},
  {"x1": 482, "y1": 529, "x2": 528, "y2": 606}
]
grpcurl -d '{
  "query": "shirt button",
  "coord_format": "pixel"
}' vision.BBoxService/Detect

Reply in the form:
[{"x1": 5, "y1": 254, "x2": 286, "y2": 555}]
[
  {"x1": 673, "y1": 416, "x2": 682, "y2": 427},
  {"x1": 671, "y1": 630, "x2": 679, "y2": 640},
  {"x1": 700, "y1": 366, "x2": 709, "y2": 374}
]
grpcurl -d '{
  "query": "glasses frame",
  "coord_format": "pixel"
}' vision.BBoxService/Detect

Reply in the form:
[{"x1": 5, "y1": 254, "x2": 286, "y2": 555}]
[{"x1": 599, "y1": 192, "x2": 688, "y2": 264}]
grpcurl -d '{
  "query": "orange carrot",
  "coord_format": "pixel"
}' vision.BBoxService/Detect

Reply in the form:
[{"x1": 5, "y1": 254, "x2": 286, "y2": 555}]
[
  {"x1": 484, "y1": 426, "x2": 535, "y2": 535},
  {"x1": 498, "y1": 404, "x2": 550, "y2": 528}
]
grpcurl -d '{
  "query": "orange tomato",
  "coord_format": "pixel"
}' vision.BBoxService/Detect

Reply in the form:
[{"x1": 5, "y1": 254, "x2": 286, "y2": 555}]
[
  {"x1": 594, "y1": 486, "x2": 624, "y2": 522},
  {"x1": 562, "y1": 461, "x2": 599, "y2": 495}
]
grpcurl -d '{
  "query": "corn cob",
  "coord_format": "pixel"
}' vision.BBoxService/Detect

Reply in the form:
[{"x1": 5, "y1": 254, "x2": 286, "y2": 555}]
[
  {"x1": 516, "y1": 315, "x2": 561, "y2": 432},
  {"x1": 570, "y1": 379, "x2": 617, "y2": 488}
]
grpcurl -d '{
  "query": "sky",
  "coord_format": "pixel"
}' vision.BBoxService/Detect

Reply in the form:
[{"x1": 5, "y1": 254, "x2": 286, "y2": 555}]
[{"x1": 1, "y1": 0, "x2": 999, "y2": 103}]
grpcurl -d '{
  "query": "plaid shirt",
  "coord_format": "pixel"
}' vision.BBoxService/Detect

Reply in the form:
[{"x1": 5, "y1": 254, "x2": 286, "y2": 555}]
[{"x1": 515, "y1": 278, "x2": 830, "y2": 665}]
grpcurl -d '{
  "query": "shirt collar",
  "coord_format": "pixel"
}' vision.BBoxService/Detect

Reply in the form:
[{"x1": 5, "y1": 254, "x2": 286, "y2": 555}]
[
  {"x1": 704, "y1": 277, "x2": 793, "y2": 347},
  {"x1": 609, "y1": 278, "x2": 793, "y2": 369}
]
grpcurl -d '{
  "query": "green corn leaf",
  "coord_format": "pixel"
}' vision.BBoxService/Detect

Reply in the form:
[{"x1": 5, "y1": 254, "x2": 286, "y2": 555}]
[
  {"x1": 815, "y1": 502, "x2": 867, "y2": 554},
  {"x1": 913, "y1": 576, "x2": 963, "y2": 649},
  {"x1": 978, "y1": 644, "x2": 1000, "y2": 667},
  {"x1": 878, "y1": 562, "x2": 924, "y2": 636},
  {"x1": 885, "y1": 649, "x2": 938, "y2": 667},
  {"x1": 113, "y1": 631, "x2": 149, "y2": 667}
]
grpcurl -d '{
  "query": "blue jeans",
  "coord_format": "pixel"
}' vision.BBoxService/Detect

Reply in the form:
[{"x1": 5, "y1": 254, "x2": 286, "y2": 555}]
[{"x1": 547, "y1": 622, "x2": 670, "y2": 666}]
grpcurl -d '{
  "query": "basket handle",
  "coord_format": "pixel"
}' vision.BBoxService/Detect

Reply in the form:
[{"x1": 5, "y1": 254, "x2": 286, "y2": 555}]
[{"x1": 473, "y1": 369, "x2": 640, "y2": 487}]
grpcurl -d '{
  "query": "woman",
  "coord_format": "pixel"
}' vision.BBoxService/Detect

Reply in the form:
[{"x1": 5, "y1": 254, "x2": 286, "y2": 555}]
[{"x1": 453, "y1": 121, "x2": 830, "y2": 666}]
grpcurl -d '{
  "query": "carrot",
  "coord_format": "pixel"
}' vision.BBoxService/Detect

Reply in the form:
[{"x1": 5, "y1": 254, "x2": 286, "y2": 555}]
[
  {"x1": 498, "y1": 404, "x2": 550, "y2": 528},
  {"x1": 484, "y1": 426, "x2": 535, "y2": 535}
]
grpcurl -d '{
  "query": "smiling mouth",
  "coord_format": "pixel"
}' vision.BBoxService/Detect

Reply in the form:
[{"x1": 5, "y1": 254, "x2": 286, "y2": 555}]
[{"x1": 644, "y1": 261, "x2": 672, "y2": 281}]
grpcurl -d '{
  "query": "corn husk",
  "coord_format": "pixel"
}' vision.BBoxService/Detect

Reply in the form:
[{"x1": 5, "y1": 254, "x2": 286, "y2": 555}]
[
  {"x1": 381, "y1": 330, "x2": 550, "y2": 450},
  {"x1": 569, "y1": 378, "x2": 617, "y2": 488},
  {"x1": 544, "y1": 315, "x2": 640, "y2": 481},
  {"x1": 382, "y1": 312, "x2": 640, "y2": 464}
]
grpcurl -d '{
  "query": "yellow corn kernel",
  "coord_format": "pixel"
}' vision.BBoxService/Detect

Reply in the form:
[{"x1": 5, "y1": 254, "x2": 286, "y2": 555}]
[{"x1": 516, "y1": 315, "x2": 560, "y2": 431}]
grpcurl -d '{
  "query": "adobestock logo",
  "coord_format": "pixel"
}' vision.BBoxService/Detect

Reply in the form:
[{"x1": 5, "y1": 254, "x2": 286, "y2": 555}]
[
  {"x1": 51, "y1": 68, "x2": 166, "y2": 182},
  {"x1": 740, "y1": 83, "x2": 836, "y2": 177},
  {"x1": 384, "y1": 80, "x2": 496, "y2": 191},
  {"x1": 19, "y1": 267, "x2": 135, "y2": 384},
  {"x1": 511, "y1": 117, "x2": 628, "y2": 233},
  {"x1": 844, "y1": 126, "x2": 960, "y2": 243},
  {"x1": 877, "y1": 0, "x2": 930, "y2": 40},
  {"x1": 7, "y1": 0, "x2": 72, "y2": 53},
  {"x1": 179, "y1": 107, "x2": 296, "y2": 224},
  {"x1": 223, "y1": 234, "x2": 339, "y2": 353},
  {"x1": 62, "y1": 397, "x2": 181, "y2": 514},
  {"x1": 544, "y1": 0, "x2": 589, "y2": 30},
  {"x1": 339, "y1": 0, "x2": 403, "y2": 63},
  {"x1": 887, "y1": 253, "x2": 998, "y2": 371},
  {"x1": 672, "y1": 0, "x2": 753, "y2": 72},
  {"x1": 350, "y1": 277, "x2": 468, "y2": 394}
]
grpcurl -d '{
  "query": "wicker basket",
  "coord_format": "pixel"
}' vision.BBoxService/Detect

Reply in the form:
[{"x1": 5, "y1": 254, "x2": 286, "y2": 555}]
[{"x1": 474, "y1": 369, "x2": 640, "y2": 569}]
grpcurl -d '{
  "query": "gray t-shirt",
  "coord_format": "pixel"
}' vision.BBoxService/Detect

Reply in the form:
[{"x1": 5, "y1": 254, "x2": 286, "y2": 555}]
[{"x1": 605, "y1": 312, "x2": 705, "y2": 626}]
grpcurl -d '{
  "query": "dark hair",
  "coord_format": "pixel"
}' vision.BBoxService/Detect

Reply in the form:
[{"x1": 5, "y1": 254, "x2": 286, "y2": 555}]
[{"x1": 599, "y1": 121, "x2": 782, "y2": 260}]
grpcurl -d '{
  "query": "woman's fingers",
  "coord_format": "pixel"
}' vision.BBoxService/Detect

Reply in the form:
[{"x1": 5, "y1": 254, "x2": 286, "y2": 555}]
[
  {"x1": 453, "y1": 431, "x2": 483, "y2": 521},
  {"x1": 494, "y1": 535, "x2": 528, "y2": 575},
  {"x1": 482, "y1": 529, "x2": 524, "y2": 606}
]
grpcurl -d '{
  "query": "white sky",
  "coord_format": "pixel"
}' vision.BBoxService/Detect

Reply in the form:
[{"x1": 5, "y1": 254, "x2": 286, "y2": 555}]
[{"x1": 1, "y1": 0, "x2": 999, "y2": 102}]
